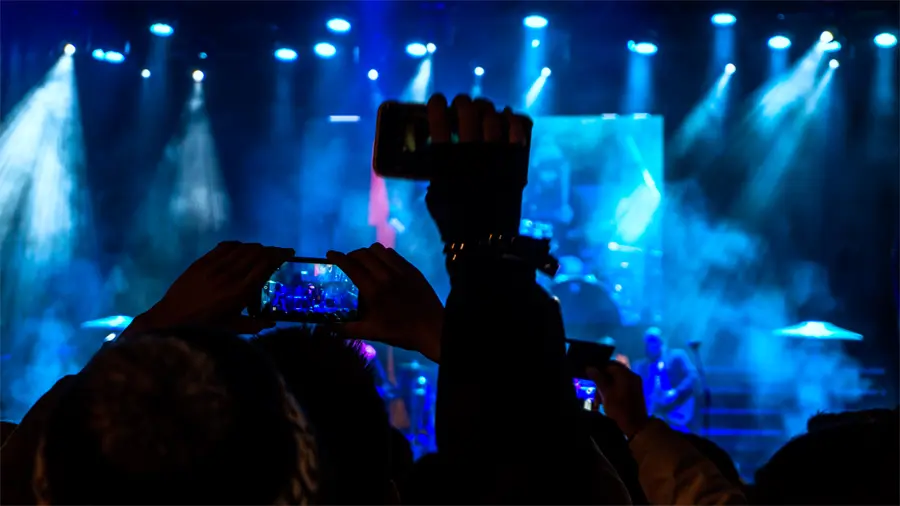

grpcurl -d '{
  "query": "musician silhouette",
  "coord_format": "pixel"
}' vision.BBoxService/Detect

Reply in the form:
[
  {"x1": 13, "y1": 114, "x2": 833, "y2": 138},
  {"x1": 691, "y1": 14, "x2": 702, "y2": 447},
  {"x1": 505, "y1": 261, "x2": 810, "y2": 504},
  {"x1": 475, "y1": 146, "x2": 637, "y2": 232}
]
[{"x1": 632, "y1": 327, "x2": 699, "y2": 433}]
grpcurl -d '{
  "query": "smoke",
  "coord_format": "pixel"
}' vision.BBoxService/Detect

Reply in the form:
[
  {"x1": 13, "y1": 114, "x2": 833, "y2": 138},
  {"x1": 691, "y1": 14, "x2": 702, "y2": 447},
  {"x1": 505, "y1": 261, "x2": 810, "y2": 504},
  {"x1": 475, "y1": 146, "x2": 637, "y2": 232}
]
[{"x1": 663, "y1": 179, "x2": 870, "y2": 439}]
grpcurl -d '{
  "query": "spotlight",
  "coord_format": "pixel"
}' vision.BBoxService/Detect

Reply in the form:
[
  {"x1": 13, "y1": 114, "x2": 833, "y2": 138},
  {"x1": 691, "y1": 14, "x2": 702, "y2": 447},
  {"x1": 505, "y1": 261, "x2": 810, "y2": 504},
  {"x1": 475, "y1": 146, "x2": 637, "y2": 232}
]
[
  {"x1": 829, "y1": 59, "x2": 840, "y2": 69},
  {"x1": 149, "y1": 23, "x2": 174, "y2": 37},
  {"x1": 768, "y1": 35, "x2": 792, "y2": 50},
  {"x1": 426, "y1": 43, "x2": 437, "y2": 54},
  {"x1": 821, "y1": 40, "x2": 841, "y2": 53},
  {"x1": 274, "y1": 48, "x2": 299, "y2": 61},
  {"x1": 725, "y1": 63, "x2": 736, "y2": 75},
  {"x1": 541, "y1": 67, "x2": 552, "y2": 77},
  {"x1": 627, "y1": 41, "x2": 658, "y2": 55},
  {"x1": 141, "y1": 69, "x2": 151, "y2": 78},
  {"x1": 367, "y1": 69, "x2": 379, "y2": 81},
  {"x1": 875, "y1": 32, "x2": 898, "y2": 48},
  {"x1": 192, "y1": 70, "x2": 205, "y2": 83},
  {"x1": 406, "y1": 43, "x2": 427, "y2": 57},
  {"x1": 474, "y1": 66, "x2": 485, "y2": 77},
  {"x1": 63, "y1": 44, "x2": 76, "y2": 56},
  {"x1": 198, "y1": 52, "x2": 208, "y2": 59},
  {"x1": 531, "y1": 39, "x2": 541, "y2": 48},
  {"x1": 820, "y1": 31, "x2": 834, "y2": 43},
  {"x1": 326, "y1": 18, "x2": 351, "y2": 33},
  {"x1": 314, "y1": 42, "x2": 337, "y2": 58},
  {"x1": 710, "y1": 13, "x2": 736, "y2": 26},
  {"x1": 104, "y1": 51, "x2": 125, "y2": 64},
  {"x1": 91, "y1": 49, "x2": 106, "y2": 61},
  {"x1": 523, "y1": 15, "x2": 548, "y2": 29}
]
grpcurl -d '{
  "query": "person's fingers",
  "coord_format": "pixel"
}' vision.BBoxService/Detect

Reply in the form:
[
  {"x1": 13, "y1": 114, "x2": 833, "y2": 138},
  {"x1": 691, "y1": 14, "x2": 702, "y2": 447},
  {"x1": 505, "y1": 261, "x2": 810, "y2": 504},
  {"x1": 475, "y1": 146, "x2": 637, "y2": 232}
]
[
  {"x1": 327, "y1": 250, "x2": 379, "y2": 295},
  {"x1": 224, "y1": 243, "x2": 267, "y2": 279},
  {"x1": 368, "y1": 243, "x2": 406, "y2": 276},
  {"x1": 239, "y1": 247, "x2": 292, "y2": 303},
  {"x1": 191, "y1": 241, "x2": 241, "y2": 272},
  {"x1": 508, "y1": 112, "x2": 529, "y2": 146},
  {"x1": 347, "y1": 247, "x2": 393, "y2": 284},
  {"x1": 453, "y1": 95, "x2": 480, "y2": 143},
  {"x1": 427, "y1": 94, "x2": 451, "y2": 143},
  {"x1": 483, "y1": 109, "x2": 502, "y2": 143},
  {"x1": 382, "y1": 247, "x2": 431, "y2": 282}
]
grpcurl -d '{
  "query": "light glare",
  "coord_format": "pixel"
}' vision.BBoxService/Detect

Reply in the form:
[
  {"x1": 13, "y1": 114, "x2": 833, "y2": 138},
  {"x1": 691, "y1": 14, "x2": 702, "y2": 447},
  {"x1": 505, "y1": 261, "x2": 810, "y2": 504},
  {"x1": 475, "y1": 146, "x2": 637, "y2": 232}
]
[
  {"x1": 768, "y1": 35, "x2": 792, "y2": 50},
  {"x1": 274, "y1": 48, "x2": 299, "y2": 61},
  {"x1": 541, "y1": 67, "x2": 551, "y2": 77},
  {"x1": 531, "y1": 39, "x2": 541, "y2": 48},
  {"x1": 150, "y1": 23, "x2": 174, "y2": 37},
  {"x1": 874, "y1": 33, "x2": 897, "y2": 48},
  {"x1": 367, "y1": 69, "x2": 379, "y2": 81},
  {"x1": 725, "y1": 63, "x2": 736, "y2": 75},
  {"x1": 474, "y1": 66, "x2": 485, "y2": 77},
  {"x1": 63, "y1": 44, "x2": 76, "y2": 56},
  {"x1": 426, "y1": 43, "x2": 437, "y2": 54},
  {"x1": 829, "y1": 59, "x2": 840, "y2": 69},
  {"x1": 314, "y1": 42, "x2": 337, "y2": 58},
  {"x1": 104, "y1": 51, "x2": 125, "y2": 64},
  {"x1": 192, "y1": 70, "x2": 205, "y2": 83},
  {"x1": 628, "y1": 41, "x2": 658, "y2": 55},
  {"x1": 141, "y1": 69, "x2": 151, "y2": 78},
  {"x1": 711, "y1": 13, "x2": 736, "y2": 26},
  {"x1": 406, "y1": 43, "x2": 427, "y2": 57},
  {"x1": 523, "y1": 15, "x2": 548, "y2": 29},
  {"x1": 326, "y1": 18, "x2": 351, "y2": 33},
  {"x1": 820, "y1": 31, "x2": 834, "y2": 43}
]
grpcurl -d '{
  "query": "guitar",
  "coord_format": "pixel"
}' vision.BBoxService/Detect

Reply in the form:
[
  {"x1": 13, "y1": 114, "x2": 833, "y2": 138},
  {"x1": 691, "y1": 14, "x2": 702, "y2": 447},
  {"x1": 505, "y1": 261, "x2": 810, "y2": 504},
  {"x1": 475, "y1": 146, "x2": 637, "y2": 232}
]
[{"x1": 647, "y1": 361, "x2": 696, "y2": 429}]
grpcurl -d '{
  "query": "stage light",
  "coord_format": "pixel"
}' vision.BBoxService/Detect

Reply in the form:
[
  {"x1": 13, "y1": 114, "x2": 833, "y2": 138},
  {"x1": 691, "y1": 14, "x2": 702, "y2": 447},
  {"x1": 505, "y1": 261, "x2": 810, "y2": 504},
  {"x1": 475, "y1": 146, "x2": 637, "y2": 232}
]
[
  {"x1": 192, "y1": 70, "x2": 205, "y2": 83},
  {"x1": 875, "y1": 32, "x2": 898, "y2": 48},
  {"x1": 63, "y1": 44, "x2": 76, "y2": 56},
  {"x1": 541, "y1": 67, "x2": 552, "y2": 77},
  {"x1": 198, "y1": 52, "x2": 208, "y2": 59},
  {"x1": 141, "y1": 69, "x2": 151, "y2": 78},
  {"x1": 314, "y1": 42, "x2": 337, "y2": 58},
  {"x1": 627, "y1": 41, "x2": 658, "y2": 55},
  {"x1": 326, "y1": 18, "x2": 351, "y2": 33},
  {"x1": 821, "y1": 40, "x2": 841, "y2": 52},
  {"x1": 474, "y1": 66, "x2": 485, "y2": 76},
  {"x1": 150, "y1": 23, "x2": 174, "y2": 37},
  {"x1": 274, "y1": 48, "x2": 298, "y2": 61},
  {"x1": 725, "y1": 63, "x2": 736, "y2": 74},
  {"x1": 531, "y1": 39, "x2": 541, "y2": 48},
  {"x1": 820, "y1": 31, "x2": 834, "y2": 43},
  {"x1": 768, "y1": 35, "x2": 791, "y2": 50},
  {"x1": 426, "y1": 43, "x2": 437, "y2": 54},
  {"x1": 829, "y1": 59, "x2": 840, "y2": 69},
  {"x1": 523, "y1": 15, "x2": 548, "y2": 29},
  {"x1": 91, "y1": 49, "x2": 105, "y2": 61},
  {"x1": 104, "y1": 51, "x2": 125, "y2": 64},
  {"x1": 711, "y1": 13, "x2": 736, "y2": 26},
  {"x1": 367, "y1": 69, "x2": 379, "y2": 81},
  {"x1": 406, "y1": 43, "x2": 427, "y2": 57}
]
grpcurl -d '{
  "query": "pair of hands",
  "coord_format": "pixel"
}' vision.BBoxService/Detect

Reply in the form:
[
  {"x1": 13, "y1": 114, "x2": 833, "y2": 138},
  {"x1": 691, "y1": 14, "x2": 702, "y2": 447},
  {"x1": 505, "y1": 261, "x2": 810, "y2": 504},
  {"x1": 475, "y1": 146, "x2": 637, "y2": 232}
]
[
  {"x1": 122, "y1": 241, "x2": 444, "y2": 363},
  {"x1": 587, "y1": 362, "x2": 652, "y2": 439}
]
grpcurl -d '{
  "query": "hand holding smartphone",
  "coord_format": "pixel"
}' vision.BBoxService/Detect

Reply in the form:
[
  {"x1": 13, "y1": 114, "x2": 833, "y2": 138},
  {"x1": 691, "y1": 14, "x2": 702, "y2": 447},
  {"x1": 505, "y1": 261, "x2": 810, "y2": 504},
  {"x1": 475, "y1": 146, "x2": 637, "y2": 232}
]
[
  {"x1": 247, "y1": 258, "x2": 361, "y2": 323},
  {"x1": 566, "y1": 338, "x2": 616, "y2": 411}
]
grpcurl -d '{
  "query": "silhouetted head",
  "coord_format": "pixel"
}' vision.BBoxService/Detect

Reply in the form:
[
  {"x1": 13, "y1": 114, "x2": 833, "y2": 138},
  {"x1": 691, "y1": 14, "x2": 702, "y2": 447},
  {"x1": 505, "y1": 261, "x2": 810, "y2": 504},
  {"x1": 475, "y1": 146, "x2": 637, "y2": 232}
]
[{"x1": 37, "y1": 329, "x2": 317, "y2": 505}]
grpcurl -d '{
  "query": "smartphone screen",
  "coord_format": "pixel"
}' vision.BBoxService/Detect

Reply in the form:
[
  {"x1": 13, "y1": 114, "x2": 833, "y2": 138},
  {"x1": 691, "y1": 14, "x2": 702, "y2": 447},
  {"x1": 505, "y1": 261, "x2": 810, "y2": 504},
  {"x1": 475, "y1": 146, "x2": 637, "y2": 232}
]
[
  {"x1": 258, "y1": 258, "x2": 360, "y2": 323},
  {"x1": 574, "y1": 378, "x2": 597, "y2": 411}
]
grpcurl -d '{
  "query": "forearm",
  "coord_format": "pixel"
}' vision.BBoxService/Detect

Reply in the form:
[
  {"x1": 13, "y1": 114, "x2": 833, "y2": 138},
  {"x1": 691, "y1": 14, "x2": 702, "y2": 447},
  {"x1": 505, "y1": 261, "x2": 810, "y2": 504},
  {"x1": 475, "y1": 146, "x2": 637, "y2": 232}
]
[{"x1": 436, "y1": 259, "x2": 582, "y2": 500}]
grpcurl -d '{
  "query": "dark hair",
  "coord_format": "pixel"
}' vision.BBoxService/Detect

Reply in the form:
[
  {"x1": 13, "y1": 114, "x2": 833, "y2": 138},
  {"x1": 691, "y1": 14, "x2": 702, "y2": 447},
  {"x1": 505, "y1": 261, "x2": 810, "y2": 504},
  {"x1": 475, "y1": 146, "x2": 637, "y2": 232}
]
[
  {"x1": 40, "y1": 329, "x2": 315, "y2": 505},
  {"x1": 752, "y1": 416, "x2": 899, "y2": 504},
  {"x1": 253, "y1": 326, "x2": 393, "y2": 504},
  {"x1": 681, "y1": 433, "x2": 741, "y2": 486}
]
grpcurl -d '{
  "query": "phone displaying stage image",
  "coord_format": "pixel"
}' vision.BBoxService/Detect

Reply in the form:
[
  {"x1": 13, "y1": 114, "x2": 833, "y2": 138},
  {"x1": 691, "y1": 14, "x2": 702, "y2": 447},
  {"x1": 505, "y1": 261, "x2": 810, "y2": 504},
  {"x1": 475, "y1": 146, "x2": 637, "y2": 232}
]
[
  {"x1": 257, "y1": 258, "x2": 360, "y2": 323},
  {"x1": 574, "y1": 378, "x2": 596, "y2": 411}
]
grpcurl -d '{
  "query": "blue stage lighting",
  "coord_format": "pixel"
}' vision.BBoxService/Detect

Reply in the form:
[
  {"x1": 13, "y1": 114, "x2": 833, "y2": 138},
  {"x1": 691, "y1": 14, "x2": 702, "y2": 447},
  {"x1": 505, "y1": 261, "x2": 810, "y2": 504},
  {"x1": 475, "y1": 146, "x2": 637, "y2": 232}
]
[
  {"x1": 711, "y1": 13, "x2": 736, "y2": 26},
  {"x1": 523, "y1": 15, "x2": 548, "y2": 29},
  {"x1": 875, "y1": 32, "x2": 898, "y2": 48},
  {"x1": 326, "y1": 18, "x2": 351, "y2": 33},
  {"x1": 150, "y1": 23, "x2": 174, "y2": 37},
  {"x1": 92, "y1": 49, "x2": 105, "y2": 61},
  {"x1": 367, "y1": 69, "x2": 379, "y2": 81},
  {"x1": 829, "y1": 59, "x2": 840, "y2": 69},
  {"x1": 821, "y1": 40, "x2": 841, "y2": 53},
  {"x1": 426, "y1": 43, "x2": 436, "y2": 54},
  {"x1": 627, "y1": 41, "x2": 658, "y2": 55},
  {"x1": 63, "y1": 44, "x2": 76, "y2": 56},
  {"x1": 104, "y1": 51, "x2": 125, "y2": 64},
  {"x1": 192, "y1": 70, "x2": 205, "y2": 83},
  {"x1": 198, "y1": 52, "x2": 208, "y2": 59},
  {"x1": 541, "y1": 67, "x2": 551, "y2": 77},
  {"x1": 406, "y1": 43, "x2": 427, "y2": 57},
  {"x1": 768, "y1": 35, "x2": 791, "y2": 50},
  {"x1": 274, "y1": 48, "x2": 298, "y2": 61},
  {"x1": 531, "y1": 39, "x2": 540, "y2": 48},
  {"x1": 474, "y1": 66, "x2": 485, "y2": 76},
  {"x1": 314, "y1": 43, "x2": 337, "y2": 58},
  {"x1": 725, "y1": 63, "x2": 736, "y2": 75},
  {"x1": 141, "y1": 69, "x2": 151, "y2": 78}
]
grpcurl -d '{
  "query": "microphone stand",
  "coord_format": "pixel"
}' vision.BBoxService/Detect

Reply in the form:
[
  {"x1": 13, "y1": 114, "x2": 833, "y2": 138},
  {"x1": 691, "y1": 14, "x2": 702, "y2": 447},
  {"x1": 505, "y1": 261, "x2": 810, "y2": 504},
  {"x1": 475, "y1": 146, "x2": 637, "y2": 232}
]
[{"x1": 689, "y1": 342, "x2": 712, "y2": 436}]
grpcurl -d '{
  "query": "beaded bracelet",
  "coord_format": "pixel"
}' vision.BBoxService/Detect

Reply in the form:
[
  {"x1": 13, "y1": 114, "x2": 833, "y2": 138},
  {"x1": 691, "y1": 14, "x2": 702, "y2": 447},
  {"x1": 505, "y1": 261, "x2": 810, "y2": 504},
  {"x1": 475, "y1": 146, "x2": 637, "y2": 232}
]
[{"x1": 443, "y1": 234, "x2": 560, "y2": 277}]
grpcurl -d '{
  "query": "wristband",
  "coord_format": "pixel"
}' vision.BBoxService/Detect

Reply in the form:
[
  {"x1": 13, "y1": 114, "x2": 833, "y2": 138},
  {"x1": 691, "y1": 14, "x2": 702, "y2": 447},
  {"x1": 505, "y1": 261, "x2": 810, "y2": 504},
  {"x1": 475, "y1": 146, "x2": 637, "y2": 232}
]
[{"x1": 443, "y1": 235, "x2": 559, "y2": 277}]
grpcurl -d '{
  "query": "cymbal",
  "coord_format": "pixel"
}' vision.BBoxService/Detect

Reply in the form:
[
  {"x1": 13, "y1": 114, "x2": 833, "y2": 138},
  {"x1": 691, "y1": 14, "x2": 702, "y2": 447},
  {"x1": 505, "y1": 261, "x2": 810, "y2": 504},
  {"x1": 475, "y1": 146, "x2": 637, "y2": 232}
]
[
  {"x1": 80, "y1": 315, "x2": 134, "y2": 330},
  {"x1": 772, "y1": 321, "x2": 863, "y2": 341}
]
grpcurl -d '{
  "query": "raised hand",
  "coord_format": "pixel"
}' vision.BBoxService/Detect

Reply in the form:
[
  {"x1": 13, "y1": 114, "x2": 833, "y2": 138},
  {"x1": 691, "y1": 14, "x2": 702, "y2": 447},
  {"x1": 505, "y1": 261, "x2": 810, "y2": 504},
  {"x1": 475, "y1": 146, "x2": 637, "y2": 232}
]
[
  {"x1": 327, "y1": 243, "x2": 443, "y2": 363},
  {"x1": 588, "y1": 361, "x2": 651, "y2": 439},
  {"x1": 123, "y1": 241, "x2": 294, "y2": 338}
]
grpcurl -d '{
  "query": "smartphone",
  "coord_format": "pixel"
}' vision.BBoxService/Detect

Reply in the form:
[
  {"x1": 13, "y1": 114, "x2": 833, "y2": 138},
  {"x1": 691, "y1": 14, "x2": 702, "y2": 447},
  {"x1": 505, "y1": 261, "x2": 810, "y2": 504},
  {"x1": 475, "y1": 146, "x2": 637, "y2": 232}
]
[
  {"x1": 373, "y1": 101, "x2": 434, "y2": 181},
  {"x1": 574, "y1": 378, "x2": 597, "y2": 411},
  {"x1": 250, "y1": 257, "x2": 361, "y2": 323}
]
